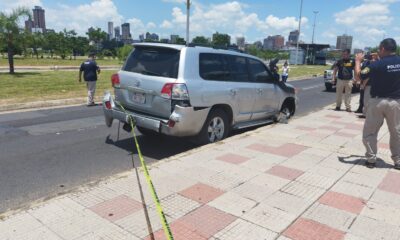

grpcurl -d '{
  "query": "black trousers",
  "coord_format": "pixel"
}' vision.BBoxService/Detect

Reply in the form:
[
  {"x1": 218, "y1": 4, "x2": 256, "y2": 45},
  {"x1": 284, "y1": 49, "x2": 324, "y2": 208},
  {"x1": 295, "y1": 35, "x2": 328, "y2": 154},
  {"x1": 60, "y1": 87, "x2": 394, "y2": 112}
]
[{"x1": 358, "y1": 89, "x2": 365, "y2": 111}]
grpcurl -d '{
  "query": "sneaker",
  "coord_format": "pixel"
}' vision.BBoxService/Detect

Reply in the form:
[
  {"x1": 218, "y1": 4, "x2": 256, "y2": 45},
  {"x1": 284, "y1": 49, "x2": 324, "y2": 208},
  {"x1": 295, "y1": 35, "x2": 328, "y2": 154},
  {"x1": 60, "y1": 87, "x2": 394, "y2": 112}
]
[
  {"x1": 355, "y1": 109, "x2": 363, "y2": 113},
  {"x1": 365, "y1": 161, "x2": 376, "y2": 168},
  {"x1": 87, "y1": 102, "x2": 96, "y2": 107},
  {"x1": 346, "y1": 108, "x2": 352, "y2": 112},
  {"x1": 335, "y1": 107, "x2": 341, "y2": 111},
  {"x1": 358, "y1": 115, "x2": 366, "y2": 119}
]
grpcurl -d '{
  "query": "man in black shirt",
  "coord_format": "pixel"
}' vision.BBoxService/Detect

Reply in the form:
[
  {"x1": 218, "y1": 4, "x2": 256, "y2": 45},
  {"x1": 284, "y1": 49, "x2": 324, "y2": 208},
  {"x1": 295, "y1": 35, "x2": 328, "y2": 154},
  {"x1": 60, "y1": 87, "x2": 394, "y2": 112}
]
[
  {"x1": 333, "y1": 49, "x2": 355, "y2": 112},
  {"x1": 355, "y1": 38, "x2": 400, "y2": 169},
  {"x1": 79, "y1": 53, "x2": 101, "y2": 106}
]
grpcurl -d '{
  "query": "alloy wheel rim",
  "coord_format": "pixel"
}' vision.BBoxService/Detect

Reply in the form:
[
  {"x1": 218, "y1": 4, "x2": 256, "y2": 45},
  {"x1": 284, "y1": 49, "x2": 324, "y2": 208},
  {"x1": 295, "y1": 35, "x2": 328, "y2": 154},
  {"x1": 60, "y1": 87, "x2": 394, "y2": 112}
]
[{"x1": 207, "y1": 117, "x2": 225, "y2": 142}]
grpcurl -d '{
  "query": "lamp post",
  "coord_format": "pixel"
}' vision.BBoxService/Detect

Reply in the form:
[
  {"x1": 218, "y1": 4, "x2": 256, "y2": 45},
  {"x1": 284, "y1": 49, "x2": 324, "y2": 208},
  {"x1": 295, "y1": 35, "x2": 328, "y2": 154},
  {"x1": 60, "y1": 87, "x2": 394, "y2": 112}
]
[
  {"x1": 295, "y1": 0, "x2": 303, "y2": 65},
  {"x1": 186, "y1": 0, "x2": 191, "y2": 46},
  {"x1": 311, "y1": 11, "x2": 319, "y2": 44}
]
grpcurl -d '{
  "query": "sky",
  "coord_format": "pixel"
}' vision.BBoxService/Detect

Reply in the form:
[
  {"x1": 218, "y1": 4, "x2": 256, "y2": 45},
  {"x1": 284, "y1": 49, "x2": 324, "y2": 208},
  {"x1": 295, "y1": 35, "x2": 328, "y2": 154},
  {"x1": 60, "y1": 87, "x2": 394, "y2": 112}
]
[{"x1": 1, "y1": 0, "x2": 400, "y2": 49}]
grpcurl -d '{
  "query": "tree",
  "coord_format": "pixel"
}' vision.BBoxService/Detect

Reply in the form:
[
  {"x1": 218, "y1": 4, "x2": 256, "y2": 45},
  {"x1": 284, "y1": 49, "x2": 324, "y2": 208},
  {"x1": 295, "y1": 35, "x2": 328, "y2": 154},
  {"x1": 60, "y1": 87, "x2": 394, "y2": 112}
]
[
  {"x1": 0, "y1": 7, "x2": 31, "y2": 74},
  {"x1": 86, "y1": 27, "x2": 107, "y2": 54},
  {"x1": 191, "y1": 36, "x2": 209, "y2": 45},
  {"x1": 212, "y1": 32, "x2": 231, "y2": 47},
  {"x1": 26, "y1": 32, "x2": 44, "y2": 59},
  {"x1": 117, "y1": 45, "x2": 133, "y2": 61}
]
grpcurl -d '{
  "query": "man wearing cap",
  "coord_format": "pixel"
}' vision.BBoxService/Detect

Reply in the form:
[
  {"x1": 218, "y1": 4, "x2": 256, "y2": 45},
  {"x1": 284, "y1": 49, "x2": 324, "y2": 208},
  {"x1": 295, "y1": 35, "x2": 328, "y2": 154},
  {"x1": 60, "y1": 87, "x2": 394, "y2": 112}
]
[
  {"x1": 79, "y1": 53, "x2": 101, "y2": 106},
  {"x1": 333, "y1": 49, "x2": 356, "y2": 112},
  {"x1": 355, "y1": 38, "x2": 400, "y2": 169}
]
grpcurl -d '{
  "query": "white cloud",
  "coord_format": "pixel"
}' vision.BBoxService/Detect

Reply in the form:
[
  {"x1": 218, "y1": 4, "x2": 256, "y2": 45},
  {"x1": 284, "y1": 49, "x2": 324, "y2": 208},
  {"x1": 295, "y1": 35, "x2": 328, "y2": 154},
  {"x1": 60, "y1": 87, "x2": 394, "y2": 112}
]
[
  {"x1": 46, "y1": 0, "x2": 122, "y2": 35},
  {"x1": 0, "y1": 0, "x2": 43, "y2": 13},
  {"x1": 147, "y1": 22, "x2": 156, "y2": 29},
  {"x1": 161, "y1": 1, "x2": 307, "y2": 41},
  {"x1": 160, "y1": 20, "x2": 174, "y2": 29}
]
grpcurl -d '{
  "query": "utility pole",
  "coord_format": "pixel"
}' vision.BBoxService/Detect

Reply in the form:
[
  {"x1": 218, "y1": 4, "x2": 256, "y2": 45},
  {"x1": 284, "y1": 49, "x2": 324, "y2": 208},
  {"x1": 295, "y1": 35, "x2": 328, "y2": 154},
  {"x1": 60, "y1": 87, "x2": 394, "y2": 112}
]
[
  {"x1": 295, "y1": 0, "x2": 303, "y2": 65},
  {"x1": 311, "y1": 11, "x2": 319, "y2": 44},
  {"x1": 186, "y1": 0, "x2": 191, "y2": 46}
]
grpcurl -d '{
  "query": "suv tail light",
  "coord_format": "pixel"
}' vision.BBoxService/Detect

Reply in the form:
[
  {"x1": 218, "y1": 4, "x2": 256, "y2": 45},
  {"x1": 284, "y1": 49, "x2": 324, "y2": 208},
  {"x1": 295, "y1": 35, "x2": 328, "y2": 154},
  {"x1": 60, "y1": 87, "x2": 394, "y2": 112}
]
[
  {"x1": 111, "y1": 73, "x2": 120, "y2": 88},
  {"x1": 161, "y1": 83, "x2": 189, "y2": 100}
]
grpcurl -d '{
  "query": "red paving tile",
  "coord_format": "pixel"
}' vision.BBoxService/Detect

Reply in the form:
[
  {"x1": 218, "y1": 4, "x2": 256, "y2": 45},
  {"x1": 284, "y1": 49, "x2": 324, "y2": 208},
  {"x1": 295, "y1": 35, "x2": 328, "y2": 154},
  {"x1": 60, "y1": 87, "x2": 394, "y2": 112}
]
[
  {"x1": 89, "y1": 195, "x2": 142, "y2": 222},
  {"x1": 266, "y1": 165, "x2": 304, "y2": 180},
  {"x1": 344, "y1": 123, "x2": 364, "y2": 131},
  {"x1": 296, "y1": 126, "x2": 316, "y2": 131},
  {"x1": 378, "y1": 142, "x2": 390, "y2": 149},
  {"x1": 179, "y1": 183, "x2": 224, "y2": 204},
  {"x1": 325, "y1": 114, "x2": 342, "y2": 119},
  {"x1": 334, "y1": 132, "x2": 358, "y2": 138},
  {"x1": 284, "y1": 218, "x2": 345, "y2": 240},
  {"x1": 145, "y1": 221, "x2": 207, "y2": 240},
  {"x1": 319, "y1": 126, "x2": 341, "y2": 131},
  {"x1": 318, "y1": 191, "x2": 365, "y2": 214},
  {"x1": 378, "y1": 171, "x2": 400, "y2": 195},
  {"x1": 216, "y1": 153, "x2": 251, "y2": 164},
  {"x1": 176, "y1": 205, "x2": 237, "y2": 238},
  {"x1": 247, "y1": 143, "x2": 308, "y2": 158}
]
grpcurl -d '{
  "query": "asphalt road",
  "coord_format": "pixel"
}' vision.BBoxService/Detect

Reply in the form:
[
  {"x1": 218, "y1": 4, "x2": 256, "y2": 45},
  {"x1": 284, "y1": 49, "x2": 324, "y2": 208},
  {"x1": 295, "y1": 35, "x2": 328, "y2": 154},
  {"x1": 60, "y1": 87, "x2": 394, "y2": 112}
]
[{"x1": 0, "y1": 77, "x2": 357, "y2": 214}]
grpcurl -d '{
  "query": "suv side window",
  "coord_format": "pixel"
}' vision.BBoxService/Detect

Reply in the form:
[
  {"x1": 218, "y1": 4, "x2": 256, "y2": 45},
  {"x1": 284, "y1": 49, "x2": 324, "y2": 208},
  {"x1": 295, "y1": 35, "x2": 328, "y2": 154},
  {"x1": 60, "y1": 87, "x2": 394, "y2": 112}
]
[
  {"x1": 226, "y1": 55, "x2": 250, "y2": 82},
  {"x1": 123, "y1": 46, "x2": 180, "y2": 79},
  {"x1": 199, "y1": 53, "x2": 230, "y2": 81},
  {"x1": 248, "y1": 58, "x2": 274, "y2": 83}
]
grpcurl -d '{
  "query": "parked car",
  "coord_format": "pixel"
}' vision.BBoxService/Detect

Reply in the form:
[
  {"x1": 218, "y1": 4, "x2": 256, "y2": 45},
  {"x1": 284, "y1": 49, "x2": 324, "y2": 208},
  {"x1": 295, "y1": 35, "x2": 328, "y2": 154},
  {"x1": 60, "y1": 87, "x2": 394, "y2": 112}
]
[
  {"x1": 103, "y1": 43, "x2": 297, "y2": 144},
  {"x1": 323, "y1": 63, "x2": 360, "y2": 92}
]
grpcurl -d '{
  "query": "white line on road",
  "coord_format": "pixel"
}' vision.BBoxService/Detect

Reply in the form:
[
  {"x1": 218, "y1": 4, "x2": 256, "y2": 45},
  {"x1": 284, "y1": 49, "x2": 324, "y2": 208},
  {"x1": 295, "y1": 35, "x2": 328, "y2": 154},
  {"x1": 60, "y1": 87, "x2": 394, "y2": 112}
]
[{"x1": 301, "y1": 84, "x2": 324, "y2": 91}]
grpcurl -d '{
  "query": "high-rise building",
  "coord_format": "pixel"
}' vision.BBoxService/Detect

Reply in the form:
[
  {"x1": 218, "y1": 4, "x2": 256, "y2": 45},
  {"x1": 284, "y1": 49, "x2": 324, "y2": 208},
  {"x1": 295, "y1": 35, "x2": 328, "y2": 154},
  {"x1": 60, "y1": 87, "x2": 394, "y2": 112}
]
[
  {"x1": 114, "y1": 26, "x2": 121, "y2": 41},
  {"x1": 263, "y1": 35, "x2": 284, "y2": 50},
  {"x1": 336, "y1": 34, "x2": 353, "y2": 50},
  {"x1": 32, "y1": 6, "x2": 46, "y2": 32},
  {"x1": 170, "y1": 35, "x2": 179, "y2": 44},
  {"x1": 288, "y1": 30, "x2": 299, "y2": 45},
  {"x1": 108, "y1": 22, "x2": 114, "y2": 40},
  {"x1": 139, "y1": 34, "x2": 145, "y2": 42},
  {"x1": 25, "y1": 18, "x2": 34, "y2": 33},
  {"x1": 236, "y1": 37, "x2": 245, "y2": 51},
  {"x1": 121, "y1": 23, "x2": 131, "y2": 40}
]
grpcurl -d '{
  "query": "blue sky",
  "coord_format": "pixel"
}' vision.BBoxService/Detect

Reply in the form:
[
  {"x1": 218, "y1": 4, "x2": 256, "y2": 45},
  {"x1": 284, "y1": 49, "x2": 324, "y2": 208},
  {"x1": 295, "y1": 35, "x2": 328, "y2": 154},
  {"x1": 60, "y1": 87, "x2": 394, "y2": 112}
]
[{"x1": 2, "y1": 0, "x2": 400, "y2": 49}]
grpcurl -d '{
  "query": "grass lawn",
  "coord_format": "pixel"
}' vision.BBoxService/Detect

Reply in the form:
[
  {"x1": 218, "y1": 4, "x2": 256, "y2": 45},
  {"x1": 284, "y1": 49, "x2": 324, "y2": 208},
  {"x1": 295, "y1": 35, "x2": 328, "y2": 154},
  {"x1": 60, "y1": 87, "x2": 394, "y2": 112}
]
[
  {"x1": 0, "y1": 57, "x2": 122, "y2": 67},
  {"x1": 0, "y1": 70, "x2": 116, "y2": 105},
  {"x1": 0, "y1": 65, "x2": 328, "y2": 105}
]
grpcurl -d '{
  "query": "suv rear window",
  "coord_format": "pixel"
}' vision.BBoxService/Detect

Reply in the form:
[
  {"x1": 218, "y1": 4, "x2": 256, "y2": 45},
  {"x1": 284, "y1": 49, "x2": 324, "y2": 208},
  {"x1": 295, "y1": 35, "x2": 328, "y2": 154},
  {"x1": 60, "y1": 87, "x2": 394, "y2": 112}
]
[{"x1": 123, "y1": 46, "x2": 180, "y2": 79}]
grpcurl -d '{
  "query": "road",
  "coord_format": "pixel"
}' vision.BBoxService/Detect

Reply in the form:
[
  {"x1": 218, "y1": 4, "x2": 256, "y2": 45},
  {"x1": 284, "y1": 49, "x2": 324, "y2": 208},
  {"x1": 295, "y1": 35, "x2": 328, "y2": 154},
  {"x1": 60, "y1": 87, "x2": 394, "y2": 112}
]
[{"x1": 0, "y1": 77, "x2": 357, "y2": 214}]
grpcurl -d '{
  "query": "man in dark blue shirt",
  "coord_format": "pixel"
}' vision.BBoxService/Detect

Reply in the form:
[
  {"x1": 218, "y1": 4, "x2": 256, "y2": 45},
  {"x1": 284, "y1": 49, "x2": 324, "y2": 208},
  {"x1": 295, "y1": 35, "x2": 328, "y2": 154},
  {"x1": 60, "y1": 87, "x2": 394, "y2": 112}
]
[
  {"x1": 355, "y1": 38, "x2": 400, "y2": 169},
  {"x1": 79, "y1": 53, "x2": 101, "y2": 106}
]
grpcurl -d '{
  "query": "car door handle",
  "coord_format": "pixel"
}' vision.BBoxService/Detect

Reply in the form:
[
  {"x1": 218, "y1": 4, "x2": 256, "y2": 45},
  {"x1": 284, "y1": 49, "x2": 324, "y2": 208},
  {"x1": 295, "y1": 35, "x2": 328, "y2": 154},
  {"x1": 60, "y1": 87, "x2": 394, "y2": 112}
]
[{"x1": 230, "y1": 89, "x2": 237, "y2": 96}]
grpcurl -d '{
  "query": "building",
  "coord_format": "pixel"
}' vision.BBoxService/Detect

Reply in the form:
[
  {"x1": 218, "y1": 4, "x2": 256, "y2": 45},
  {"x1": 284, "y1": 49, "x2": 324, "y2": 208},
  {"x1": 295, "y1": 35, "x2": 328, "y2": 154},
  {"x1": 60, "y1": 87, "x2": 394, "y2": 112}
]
[
  {"x1": 32, "y1": 6, "x2": 46, "y2": 32},
  {"x1": 263, "y1": 35, "x2": 285, "y2": 50},
  {"x1": 170, "y1": 35, "x2": 179, "y2": 44},
  {"x1": 108, "y1": 22, "x2": 114, "y2": 40},
  {"x1": 145, "y1": 32, "x2": 159, "y2": 42},
  {"x1": 288, "y1": 30, "x2": 299, "y2": 45},
  {"x1": 336, "y1": 34, "x2": 353, "y2": 50},
  {"x1": 139, "y1": 34, "x2": 145, "y2": 42},
  {"x1": 114, "y1": 26, "x2": 121, "y2": 41},
  {"x1": 236, "y1": 37, "x2": 245, "y2": 51},
  {"x1": 24, "y1": 18, "x2": 34, "y2": 33},
  {"x1": 121, "y1": 23, "x2": 131, "y2": 41}
]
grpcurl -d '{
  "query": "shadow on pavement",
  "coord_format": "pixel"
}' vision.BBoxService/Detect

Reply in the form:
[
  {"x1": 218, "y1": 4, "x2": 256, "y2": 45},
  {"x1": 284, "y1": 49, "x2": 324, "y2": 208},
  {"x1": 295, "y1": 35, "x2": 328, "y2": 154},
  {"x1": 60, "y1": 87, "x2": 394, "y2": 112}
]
[
  {"x1": 105, "y1": 134, "x2": 197, "y2": 161},
  {"x1": 338, "y1": 155, "x2": 393, "y2": 169}
]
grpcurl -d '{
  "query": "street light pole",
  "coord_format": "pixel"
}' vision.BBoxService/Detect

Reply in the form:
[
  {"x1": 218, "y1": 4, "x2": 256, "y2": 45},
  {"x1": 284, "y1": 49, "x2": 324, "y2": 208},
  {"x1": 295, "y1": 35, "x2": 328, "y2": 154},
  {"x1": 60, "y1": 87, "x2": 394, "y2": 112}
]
[
  {"x1": 311, "y1": 11, "x2": 319, "y2": 44},
  {"x1": 186, "y1": 0, "x2": 190, "y2": 46},
  {"x1": 295, "y1": 0, "x2": 303, "y2": 65}
]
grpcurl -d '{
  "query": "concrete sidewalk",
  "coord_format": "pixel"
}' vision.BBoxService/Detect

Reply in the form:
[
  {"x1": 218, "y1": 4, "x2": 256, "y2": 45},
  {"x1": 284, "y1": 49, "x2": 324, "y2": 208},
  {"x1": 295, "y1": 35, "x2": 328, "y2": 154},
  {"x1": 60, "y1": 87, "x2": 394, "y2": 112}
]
[{"x1": 1, "y1": 97, "x2": 400, "y2": 240}]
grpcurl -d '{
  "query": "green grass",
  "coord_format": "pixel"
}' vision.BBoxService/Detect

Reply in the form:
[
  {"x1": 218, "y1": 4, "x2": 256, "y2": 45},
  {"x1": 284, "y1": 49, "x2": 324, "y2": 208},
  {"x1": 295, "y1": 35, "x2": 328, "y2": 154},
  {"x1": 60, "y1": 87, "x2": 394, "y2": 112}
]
[
  {"x1": 0, "y1": 65, "x2": 328, "y2": 105},
  {"x1": 279, "y1": 65, "x2": 328, "y2": 79},
  {"x1": 0, "y1": 57, "x2": 122, "y2": 66},
  {"x1": 0, "y1": 70, "x2": 116, "y2": 105}
]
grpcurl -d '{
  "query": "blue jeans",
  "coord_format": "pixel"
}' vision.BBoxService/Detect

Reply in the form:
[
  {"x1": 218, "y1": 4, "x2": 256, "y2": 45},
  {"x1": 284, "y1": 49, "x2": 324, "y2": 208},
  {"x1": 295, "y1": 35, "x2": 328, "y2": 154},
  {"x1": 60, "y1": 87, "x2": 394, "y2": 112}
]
[{"x1": 282, "y1": 75, "x2": 288, "y2": 82}]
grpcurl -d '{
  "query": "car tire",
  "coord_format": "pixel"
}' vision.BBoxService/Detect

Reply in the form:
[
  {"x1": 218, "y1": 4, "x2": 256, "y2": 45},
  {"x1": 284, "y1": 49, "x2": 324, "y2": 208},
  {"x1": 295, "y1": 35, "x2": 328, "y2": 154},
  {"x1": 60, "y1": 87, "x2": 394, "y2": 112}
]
[
  {"x1": 137, "y1": 126, "x2": 162, "y2": 138},
  {"x1": 195, "y1": 109, "x2": 229, "y2": 145}
]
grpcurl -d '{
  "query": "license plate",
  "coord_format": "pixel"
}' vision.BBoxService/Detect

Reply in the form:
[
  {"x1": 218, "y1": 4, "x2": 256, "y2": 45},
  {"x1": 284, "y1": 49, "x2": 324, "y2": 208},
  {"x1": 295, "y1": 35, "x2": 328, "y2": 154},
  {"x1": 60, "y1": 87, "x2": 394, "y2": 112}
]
[{"x1": 132, "y1": 92, "x2": 146, "y2": 104}]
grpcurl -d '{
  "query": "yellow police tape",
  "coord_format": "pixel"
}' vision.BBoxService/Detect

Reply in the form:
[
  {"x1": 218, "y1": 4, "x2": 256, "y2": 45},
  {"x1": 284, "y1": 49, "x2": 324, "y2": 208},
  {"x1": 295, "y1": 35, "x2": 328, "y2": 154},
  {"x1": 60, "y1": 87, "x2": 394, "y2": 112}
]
[{"x1": 116, "y1": 102, "x2": 174, "y2": 240}]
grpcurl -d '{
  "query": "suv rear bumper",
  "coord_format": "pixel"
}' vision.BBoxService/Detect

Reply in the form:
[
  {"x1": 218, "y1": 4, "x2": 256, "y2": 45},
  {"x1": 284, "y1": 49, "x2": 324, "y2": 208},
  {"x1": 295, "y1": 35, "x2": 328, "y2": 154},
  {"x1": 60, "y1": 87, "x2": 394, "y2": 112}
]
[{"x1": 102, "y1": 92, "x2": 210, "y2": 137}]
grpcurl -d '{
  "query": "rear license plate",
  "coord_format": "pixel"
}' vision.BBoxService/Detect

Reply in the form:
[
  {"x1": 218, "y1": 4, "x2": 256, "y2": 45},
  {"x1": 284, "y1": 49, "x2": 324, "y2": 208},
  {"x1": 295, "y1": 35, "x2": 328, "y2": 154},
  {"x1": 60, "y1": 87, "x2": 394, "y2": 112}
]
[{"x1": 132, "y1": 92, "x2": 146, "y2": 104}]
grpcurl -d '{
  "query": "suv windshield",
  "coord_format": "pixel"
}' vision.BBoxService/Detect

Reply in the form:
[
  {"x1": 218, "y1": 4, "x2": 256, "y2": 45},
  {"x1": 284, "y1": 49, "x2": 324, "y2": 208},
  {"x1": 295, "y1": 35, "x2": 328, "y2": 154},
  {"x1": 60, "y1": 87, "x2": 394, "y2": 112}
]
[{"x1": 123, "y1": 46, "x2": 180, "y2": 79}]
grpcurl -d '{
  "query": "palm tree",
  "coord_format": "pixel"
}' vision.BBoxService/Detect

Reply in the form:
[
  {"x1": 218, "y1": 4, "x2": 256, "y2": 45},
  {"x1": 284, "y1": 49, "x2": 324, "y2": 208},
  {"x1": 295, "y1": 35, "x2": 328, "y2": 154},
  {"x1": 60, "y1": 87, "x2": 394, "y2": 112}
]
[{"x1": 0, "y1": 7, "x2": 31, "y2": 74}]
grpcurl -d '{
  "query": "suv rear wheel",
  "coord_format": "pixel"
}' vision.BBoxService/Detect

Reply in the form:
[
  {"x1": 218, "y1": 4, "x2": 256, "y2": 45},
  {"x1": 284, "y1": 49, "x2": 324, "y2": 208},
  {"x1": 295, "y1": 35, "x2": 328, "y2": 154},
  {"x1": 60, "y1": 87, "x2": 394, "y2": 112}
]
[{"x1": 196, "y1": 109, "x2": 229, "y2": 144}]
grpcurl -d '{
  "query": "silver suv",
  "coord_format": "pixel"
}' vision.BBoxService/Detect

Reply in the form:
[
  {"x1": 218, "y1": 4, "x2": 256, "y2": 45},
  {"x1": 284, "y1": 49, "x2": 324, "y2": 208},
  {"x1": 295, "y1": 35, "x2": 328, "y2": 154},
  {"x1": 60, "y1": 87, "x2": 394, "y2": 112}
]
[{"x1": 103, "y1": 43, "x2": 297, "y2": 144}]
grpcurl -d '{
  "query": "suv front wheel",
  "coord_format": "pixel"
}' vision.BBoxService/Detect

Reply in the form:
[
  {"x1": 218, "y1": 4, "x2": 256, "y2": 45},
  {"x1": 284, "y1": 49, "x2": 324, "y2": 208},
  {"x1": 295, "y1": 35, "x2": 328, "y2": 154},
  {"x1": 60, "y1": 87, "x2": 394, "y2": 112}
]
[{"x1": 196, "y1": 109, "x2": 229, "y2": 145}]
